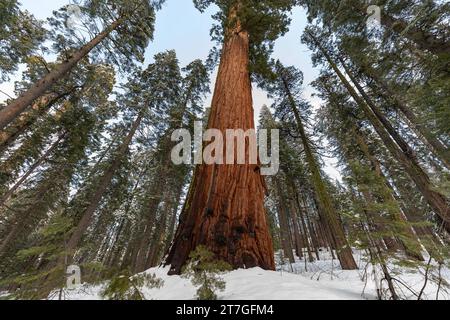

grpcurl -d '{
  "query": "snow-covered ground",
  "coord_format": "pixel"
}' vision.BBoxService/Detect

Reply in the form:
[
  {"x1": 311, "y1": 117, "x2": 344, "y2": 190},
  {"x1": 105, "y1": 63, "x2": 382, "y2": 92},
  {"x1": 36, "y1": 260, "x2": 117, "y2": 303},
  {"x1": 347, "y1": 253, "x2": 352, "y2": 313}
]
[{"x1": 53, "y1": 250, "x2": 450, "y2": 300}]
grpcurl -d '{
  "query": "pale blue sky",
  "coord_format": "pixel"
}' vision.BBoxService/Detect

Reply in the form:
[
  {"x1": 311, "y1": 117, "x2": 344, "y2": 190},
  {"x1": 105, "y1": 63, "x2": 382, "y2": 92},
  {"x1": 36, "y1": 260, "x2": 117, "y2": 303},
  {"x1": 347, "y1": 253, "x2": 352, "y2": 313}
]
[{"x1": 2, "y1": 0, "x2": 341, "y2": 180}]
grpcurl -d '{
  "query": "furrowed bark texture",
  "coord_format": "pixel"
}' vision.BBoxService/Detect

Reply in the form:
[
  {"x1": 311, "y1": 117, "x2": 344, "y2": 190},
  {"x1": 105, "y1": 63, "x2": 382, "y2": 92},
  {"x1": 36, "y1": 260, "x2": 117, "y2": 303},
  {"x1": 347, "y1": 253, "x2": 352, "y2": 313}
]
[{"x1": 166, "y1": 27, "x2": 275, "y2": 274}]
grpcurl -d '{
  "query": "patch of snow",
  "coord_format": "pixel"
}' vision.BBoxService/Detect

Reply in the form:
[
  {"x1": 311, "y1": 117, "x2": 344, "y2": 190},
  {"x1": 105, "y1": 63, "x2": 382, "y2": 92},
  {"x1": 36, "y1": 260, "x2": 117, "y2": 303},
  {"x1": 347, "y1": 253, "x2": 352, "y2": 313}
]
[{"x1": 48, "y1": 249, "x2": 449, "y2": 300}]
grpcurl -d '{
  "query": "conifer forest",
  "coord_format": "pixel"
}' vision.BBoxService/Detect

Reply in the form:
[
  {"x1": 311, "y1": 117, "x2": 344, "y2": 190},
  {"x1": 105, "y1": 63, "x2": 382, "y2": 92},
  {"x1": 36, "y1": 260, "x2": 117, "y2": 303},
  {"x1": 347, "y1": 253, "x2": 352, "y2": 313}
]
[{"x1": 0, "y1": 0, "x2": 449, "y2": 302}]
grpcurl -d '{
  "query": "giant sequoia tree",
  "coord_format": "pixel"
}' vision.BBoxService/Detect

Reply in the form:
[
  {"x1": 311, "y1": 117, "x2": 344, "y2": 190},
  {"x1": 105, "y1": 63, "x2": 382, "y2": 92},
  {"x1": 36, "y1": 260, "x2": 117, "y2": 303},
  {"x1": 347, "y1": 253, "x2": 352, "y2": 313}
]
[
  {"x1": 1, "y1": 0, "x2": 449, "y2": 301},
  {"x1": 166, "y1": 0, "x2": 296, "y2": 274}
]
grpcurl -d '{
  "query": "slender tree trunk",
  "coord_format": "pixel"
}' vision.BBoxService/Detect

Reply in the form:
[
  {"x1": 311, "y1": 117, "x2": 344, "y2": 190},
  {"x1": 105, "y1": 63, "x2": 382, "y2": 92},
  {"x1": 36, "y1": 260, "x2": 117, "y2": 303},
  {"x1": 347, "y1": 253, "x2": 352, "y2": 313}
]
[
  {"x1": 63, "y1": 113, "x2": 143, "y2": 263},
  {"x1": 102, "y1": 218, "x2": 126, "y2": 267},
  {"x1": 133, "y1": 190, "x2": 162, "y2": 273},
  {"x1": 289, "y1": 201, "x2": 304, "y2": 259},
  {"x1": 163, "y1": 190, "x2": 182, "y2": 255},
  {"x1": 0, "y1": 18, "x2": 123, "y2": 130},
  {"x1": 384, "y1": 172, "x2": 444, "y2": 261},
  {"x1": 357, "y1": 3, "x2": 450, "y2": 55},
  {"x1": 273, "y1": 177, "x2": 295, "y2": 263},
  {"x1": 318, "y1": 218, "x2": 337, "y2": 260},
  {"x1": 0, "y1": 187, "x2": 47, "y2": 258},
  {"x1": 102, "y1": 165, "x2": 150, "y2": 268},
  {"x1": 279, "y1": 71, "x2": 357, "y2": 269},
  {"x1": 145, "y1": 197, "x2": 174, "y2": 269},
  {"x1": 339, "y1": 56, "x2": 416, "y2": 158},
  {"x1": 300, "y1": 194, "x2": 320, "y2": 259},
  {"x1": 0, "y1": 92, "x2": 69, "y2": 153},
  {"x1": 0, "y1": 220, "x2": 22, "y2": 258},
  {"x1": 0, "y1": 132, "x2": 66, "y2": 207},
  {"x1": 360, "y1": 190, "x2": 401, "y2": 252},
  {"x1": 350, "y1": 58, "x2": 449, "y2": 169},
  {"x1": 314, "y1": 219, "x2": 327, "y2": 250},
  {"x1": 288, "y1": 179, "x2": 315, "y2": 262},
  {"x1": 362, "y1": 216, "x2": 399, "y2": 300},
  {"x1": 121, "y1": 227, "x2": 141, "y2": 270},
  {"x1": 305, "y1": 209, "x2": 320, "y2": 260},
  {"x1": 381, "y1": 11, "x2": 450, "y2": 56},
  {"x1": 309, "y1": 32, "x2": 450, "y2": 233},
  {"x1": 133, "y1": 155, "x2": 175, "y2": 273},
  {"x1": 350, "y1": 129, "x2": 425, "y2": 260},
  {"x1": 165, "y1": 12, "x2": 275, "y2": 274}
]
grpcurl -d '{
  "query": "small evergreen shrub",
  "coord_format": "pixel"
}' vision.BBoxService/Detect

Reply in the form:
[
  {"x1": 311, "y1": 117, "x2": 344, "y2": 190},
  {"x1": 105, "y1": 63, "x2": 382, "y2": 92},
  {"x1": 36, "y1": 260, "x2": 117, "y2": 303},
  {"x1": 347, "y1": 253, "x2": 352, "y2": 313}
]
[
  {"x1": 101, "y1": 270, "x2": 164, "y2": 300},
  {"x1": 182, "y1": 245, "x2": 232, "y2": 300}
]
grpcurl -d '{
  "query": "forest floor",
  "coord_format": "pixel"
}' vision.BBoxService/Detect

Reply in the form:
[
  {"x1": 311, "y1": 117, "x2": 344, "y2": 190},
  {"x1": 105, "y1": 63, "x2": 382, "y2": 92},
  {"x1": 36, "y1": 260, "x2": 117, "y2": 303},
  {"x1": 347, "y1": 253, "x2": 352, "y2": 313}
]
[{"x1": 52, "y1": 249, "x2": 450, "y2": 300}]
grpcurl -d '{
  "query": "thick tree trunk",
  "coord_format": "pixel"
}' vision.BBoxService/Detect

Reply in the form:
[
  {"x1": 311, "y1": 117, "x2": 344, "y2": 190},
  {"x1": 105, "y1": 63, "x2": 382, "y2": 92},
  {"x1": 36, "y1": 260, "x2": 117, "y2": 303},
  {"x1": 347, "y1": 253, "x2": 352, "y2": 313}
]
[
  {"x1": 165, "y1": 17, "x2": 275, "y2": 274},
  {"x1": 309, "y1": 32, "x2": 450, "y2": 233},
  {"x1": 0, "y1": 18, "x2": 123, "y2": 130},
  {"x1": 279, "y1": 72, "x2": 357, "y2": 269}
]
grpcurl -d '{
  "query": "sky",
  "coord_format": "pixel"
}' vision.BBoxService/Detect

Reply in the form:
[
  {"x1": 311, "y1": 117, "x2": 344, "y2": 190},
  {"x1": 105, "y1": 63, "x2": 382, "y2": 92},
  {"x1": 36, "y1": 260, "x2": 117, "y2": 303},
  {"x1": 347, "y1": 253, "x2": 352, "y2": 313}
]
[{"x1": 0, "y1": 0, "x2": 342, "y2": 181}]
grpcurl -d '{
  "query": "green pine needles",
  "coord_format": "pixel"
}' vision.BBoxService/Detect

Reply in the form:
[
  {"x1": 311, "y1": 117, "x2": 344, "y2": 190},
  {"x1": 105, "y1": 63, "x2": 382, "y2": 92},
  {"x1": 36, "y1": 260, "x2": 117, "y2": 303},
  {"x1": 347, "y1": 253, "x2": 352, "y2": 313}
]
[
  {"x1": 182, "y1": 245, "x2": 232, "y2": 300},
  {"x1": 101, "y1": 270, "x2": 164, "y2": 300}
]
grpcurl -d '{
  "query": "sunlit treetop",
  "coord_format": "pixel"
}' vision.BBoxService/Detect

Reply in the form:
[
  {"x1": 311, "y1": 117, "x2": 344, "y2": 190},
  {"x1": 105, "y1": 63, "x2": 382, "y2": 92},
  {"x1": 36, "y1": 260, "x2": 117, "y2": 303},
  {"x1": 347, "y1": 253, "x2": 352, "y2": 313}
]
[
  {"x1": 0, "y1": 0, "x2": 46, "y2": 82},
  {"x1": 48, "y1": 0, "x2": 166, "y2": 73},
  {"x1": 194, "y1": 0, "x2": 298, "y2": 78}
]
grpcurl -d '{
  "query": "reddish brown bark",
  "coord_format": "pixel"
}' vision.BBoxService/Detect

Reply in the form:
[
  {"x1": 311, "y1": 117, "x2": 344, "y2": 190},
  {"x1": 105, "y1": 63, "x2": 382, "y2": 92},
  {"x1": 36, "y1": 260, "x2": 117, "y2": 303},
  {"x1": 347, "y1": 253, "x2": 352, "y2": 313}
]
[
  {"x1": 0, "y1": 92, "x2": 68, "y2": 153},
  {"x1": 165, "y1": 17, "x2": 275, "y2": 274}
]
